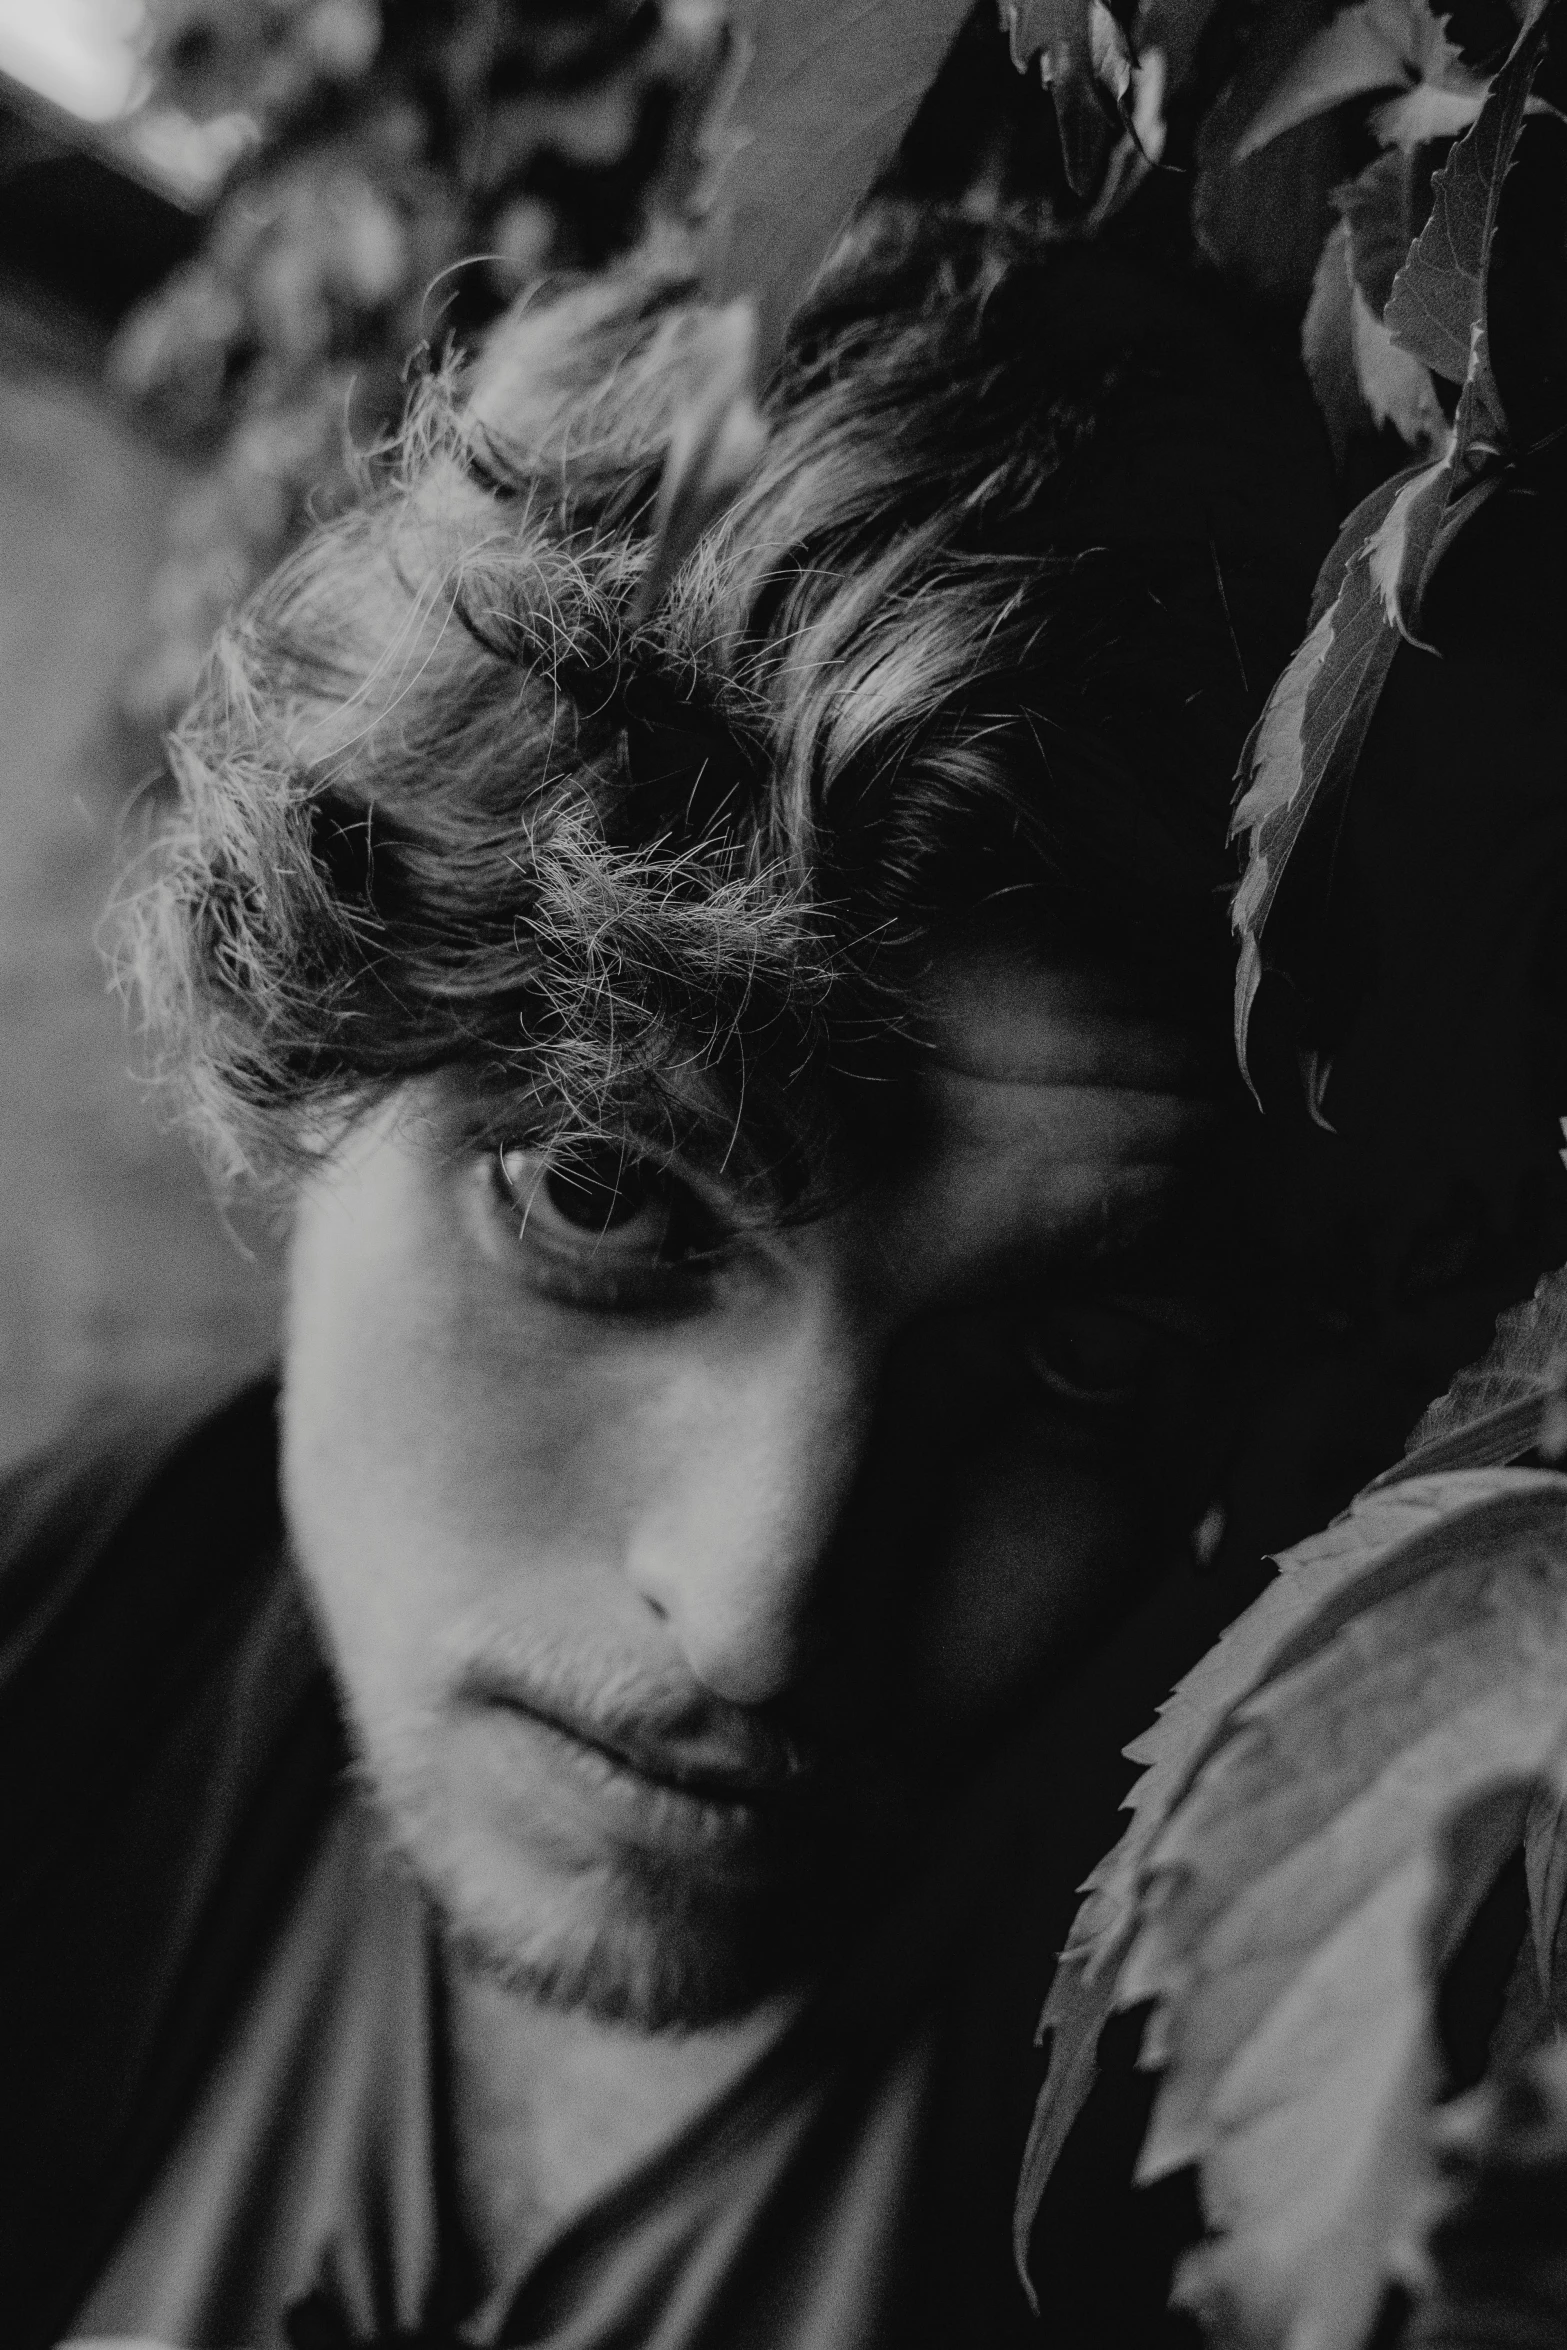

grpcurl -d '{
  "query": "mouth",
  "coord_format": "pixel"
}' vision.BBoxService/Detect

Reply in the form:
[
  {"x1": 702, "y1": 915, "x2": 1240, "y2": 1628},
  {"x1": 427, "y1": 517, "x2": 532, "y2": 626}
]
[{"x1": 462, "y1": 1673, "x2": 813, "y2": 1856}]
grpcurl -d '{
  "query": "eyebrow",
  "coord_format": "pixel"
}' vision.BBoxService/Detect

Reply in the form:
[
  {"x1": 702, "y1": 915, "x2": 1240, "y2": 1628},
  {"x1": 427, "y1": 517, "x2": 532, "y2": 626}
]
[
  {"x1": 930, "y1": 1062, "x2": 1223, "y2": 1164},
  {"x1": 920, "y1": 963, "x2": 1231, "y2": 1092},
  {"x1": 1036, "y1": 1211, "x2": 1234, "y2": 1297},
  {"x1": 934, "y1": 1014, "x2": 1223, "y2": 1094}
]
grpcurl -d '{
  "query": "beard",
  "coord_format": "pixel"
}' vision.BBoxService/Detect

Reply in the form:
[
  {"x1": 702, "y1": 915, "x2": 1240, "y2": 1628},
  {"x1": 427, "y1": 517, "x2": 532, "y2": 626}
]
[
  {"x1": 386, "y1": 1799, "x2": 836, "y2": 2029},
  {"x1": 336, "y1": 1632, "x2": 913, "y2": 2031}
]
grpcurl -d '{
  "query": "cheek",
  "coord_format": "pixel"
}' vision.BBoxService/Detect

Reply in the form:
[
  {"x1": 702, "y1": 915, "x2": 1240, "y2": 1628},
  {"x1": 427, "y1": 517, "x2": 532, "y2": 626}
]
[
  {"x1": 894, "y1": 1418, "x2": 1154, "y2": 1732},
  {"x1": 850, "y1": 1315, "x2": 1169, "y2": 1736},
  {"x1": 280, "y1": 1142, "x2": 639, "y2": 1715}
]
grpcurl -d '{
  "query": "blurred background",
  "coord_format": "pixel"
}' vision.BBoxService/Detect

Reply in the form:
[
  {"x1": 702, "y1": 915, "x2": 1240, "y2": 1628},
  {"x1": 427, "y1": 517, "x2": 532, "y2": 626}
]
[{"x1": 0, "y1": 0, "x2": 724, "y2": 1465}]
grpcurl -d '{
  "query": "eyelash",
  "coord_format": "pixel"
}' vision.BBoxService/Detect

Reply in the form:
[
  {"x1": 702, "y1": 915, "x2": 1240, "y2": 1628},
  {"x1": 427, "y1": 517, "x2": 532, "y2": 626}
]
[
  {"x1": 490, "y1": 1145, "x2": 727, "y2": 1312},
  {"x1": 1019, "y1": 1306, "x2": 1163, "y2": 1412},
  {"x1": 487, "y1": 1144, "x2": 1192, "y2": 1390}
]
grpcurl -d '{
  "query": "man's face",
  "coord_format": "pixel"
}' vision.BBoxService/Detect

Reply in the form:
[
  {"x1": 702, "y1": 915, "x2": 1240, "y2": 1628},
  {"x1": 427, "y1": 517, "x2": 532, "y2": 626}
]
[{"x1": 282, "y1": 949, "x2": 1231, "y2": 2027}]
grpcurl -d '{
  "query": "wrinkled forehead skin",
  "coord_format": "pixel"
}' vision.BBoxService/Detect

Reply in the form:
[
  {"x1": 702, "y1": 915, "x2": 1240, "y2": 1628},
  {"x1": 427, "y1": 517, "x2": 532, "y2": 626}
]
[{"x1": 879, "y1": 946, "x2": 1232, "y2": 1305}]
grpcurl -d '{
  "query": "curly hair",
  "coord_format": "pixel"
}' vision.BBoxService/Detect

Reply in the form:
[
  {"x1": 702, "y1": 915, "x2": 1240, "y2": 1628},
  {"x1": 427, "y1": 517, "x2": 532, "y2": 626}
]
[{"x1": 121, "y1": 206, "x2": 1334, "y2": 1202}]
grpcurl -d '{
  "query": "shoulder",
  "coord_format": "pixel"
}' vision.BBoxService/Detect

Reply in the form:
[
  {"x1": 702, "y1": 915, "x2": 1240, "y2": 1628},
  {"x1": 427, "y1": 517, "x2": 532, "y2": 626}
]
[
  {"x1": 0, "y1": 1374, "x2": 315, "y2": 1867},
  {"x1": 0, "y1": 1376, "x2": 284, "y2": 1679},
  {"x1": 0, "y1": 1378, "x2": 346, "y2": 2350}
]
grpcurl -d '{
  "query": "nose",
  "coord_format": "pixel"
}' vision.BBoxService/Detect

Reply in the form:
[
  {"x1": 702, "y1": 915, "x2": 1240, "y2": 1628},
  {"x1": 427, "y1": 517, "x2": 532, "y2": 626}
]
[{"x1": 621, "y1": 1291, "x2": 874, "y2": 1705}]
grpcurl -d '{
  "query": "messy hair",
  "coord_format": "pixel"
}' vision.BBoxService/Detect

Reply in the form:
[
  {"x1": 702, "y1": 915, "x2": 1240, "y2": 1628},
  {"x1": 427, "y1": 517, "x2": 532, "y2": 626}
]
[{"x1": 123, "y1": 206, "x2": 1332, "y2": 1201}]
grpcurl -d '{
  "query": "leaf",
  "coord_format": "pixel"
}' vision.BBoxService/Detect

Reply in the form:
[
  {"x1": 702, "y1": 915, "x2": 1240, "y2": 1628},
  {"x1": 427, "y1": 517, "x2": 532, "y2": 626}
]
[
  {"x1": 1229, "y1": 1, "x2": 1546, "y2": 1066},
  {"x1": 1017, "y1": 1467, "x2": 1567, "y2": 2345},
  {"x1": 1525, "y1": 1777, "x2": 1567, "y2": 1979},
  {"x1": 1229, "y1": 474, "x2": 1409, "y2": 1071},
  {"x1": 1000, "y1": 0, "x2": 1125, "y2": 193},
  {"x1": 1350, "y1": 282, "x2": 1449, "y2": 448},
  {"x1": 702, "y1": 0, "x2": 980, "y2": 374},
  {"x1": 642, "y1": 0, "x2": 975, "y2": 622},
  {"x1": 1229, "y1": 408, "x2": 1511, "y2": 1063},
  {"x1": 1361, "y1": 441, "x2": 1456, "y2": 631},
  {"x1": 1001, "y1": 0, "x2": 1089, "y2": 74},
  {"x1": 1370, "y1": 77, "x2": 1487, "y2": 147},
  {"x1": 1231, "y1": 2, "x2": 1414, "y2": 162},
  {"x1": 1134, "y1": 1478, "x2": 1567, "y2": 2348},
  {"x1": 1302, "y1": 224, "x2": 1370, "y2": 466},
  {"x1": 1301, "y1": 159, "x2": 1447, "y2": 455},
  {"x1": 1384, "y1": 0, "x2": 1554, "y2": 419},
  {"x1": 1136, "y1": 0, "x2": 1227, "y2": 92},
  {"x1": 1397, "y1": 1263, "x2": 1567, "y2": 1477},
  {"x1": 1337, "y1": 147, "x2": 1422, "y2": 316},
  {"x1": 1014, "y1": 1468, "x2": 1536, "y2": 2285},
  {"x1": 1231, "y1": 0, "x2": 1486, "y2": 166},
  {"x1": 1163, "y1": 1782, "x2": 1536, "y2": 2350}
]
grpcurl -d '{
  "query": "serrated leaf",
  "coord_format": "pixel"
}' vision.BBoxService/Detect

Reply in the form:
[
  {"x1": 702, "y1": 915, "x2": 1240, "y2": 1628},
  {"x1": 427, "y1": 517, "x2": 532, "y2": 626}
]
[
  {"x1": 702, "y1": 0, "x2": 979, "y2": 374},
  {"x1": 1230, "y1": 604, "x2": 1338, "y2": 849},
  {"x1": 1399, "y1": 1263, "x2": 1567, "y2": 1477},
  {"x1": 1130, "y1": 1474, "x2": 1567, "y2": 2349},
  {"x1": 1230, "y1": 477, "x2": 1408, "y2": 1070},
  {"x1": 1231, "y1": 0, "x2": 1487, "y2": 166},
  {"x1": 1232, "y1": 204, "x2": 1512, "y2": 1067},
  {"x1": 1304, "y1": 163, "x2": 1446, "y2": 457},
  {"x1": 1362, "y1": 449, "x2": 1452, "y2": 630},
  {"x1": 1018, "y1": 1468, "x2": 1567, "y2": 2342},
  {"x1": 1166, "y1": 1783, "x2": 1534, "y2": 2350},
  {"x1": 1351, "y1": 283, "x2": 1448, "y2": 449},
  {"x1": 1384, "y1": 0, "x2": 1553, "y2": 420},
  {"x1": 1014, "y1": 1469, "x2": 1532, "y2": 2284}
]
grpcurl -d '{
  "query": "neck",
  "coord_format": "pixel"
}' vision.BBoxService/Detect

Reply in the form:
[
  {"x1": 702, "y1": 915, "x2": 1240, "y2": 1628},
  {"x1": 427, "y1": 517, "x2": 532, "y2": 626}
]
[{"x1": 445, "y1": 1960, "x2": 798, "y2": 2310}]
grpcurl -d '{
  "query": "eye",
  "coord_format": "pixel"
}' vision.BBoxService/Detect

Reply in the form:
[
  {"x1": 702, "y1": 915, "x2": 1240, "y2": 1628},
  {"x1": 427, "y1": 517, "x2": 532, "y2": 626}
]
[
  {"x1": 492, "y1": 1140, "x2": 725, "y2": 1301},
  {"x1": 520, "y1": 1146, "x2": 676, "y2": 1250},
  {"x1": 1022, "y1": 1302, "x2": 1161, "y2": 1410}
]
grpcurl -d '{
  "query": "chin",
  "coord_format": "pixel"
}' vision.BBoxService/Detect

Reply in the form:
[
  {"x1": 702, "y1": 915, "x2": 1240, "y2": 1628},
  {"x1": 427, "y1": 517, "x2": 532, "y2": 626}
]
[
  {"x1": 350, "y1": 1726, "x2": 834, "y2": 2030},
  {"x1": 431, "y1": 1839, "x2": 799, "y2": 2030}
]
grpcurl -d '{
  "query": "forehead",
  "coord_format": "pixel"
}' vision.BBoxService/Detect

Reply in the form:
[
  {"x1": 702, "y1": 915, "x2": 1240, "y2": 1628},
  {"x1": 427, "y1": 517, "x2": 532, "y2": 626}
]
[{"x1": 864, "y1": 948, "x2": 1229, "y2": 1302}]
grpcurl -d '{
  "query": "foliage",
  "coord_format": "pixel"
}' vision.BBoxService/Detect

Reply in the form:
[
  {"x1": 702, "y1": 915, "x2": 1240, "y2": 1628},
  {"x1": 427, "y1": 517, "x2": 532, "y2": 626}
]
[
  {"x1": 115, "y1": 0, "x2": 728, "y2": 721},
  {"x1": 1018, "y1": 1465, "x2": 1567, "y2": 2346},
  {"x1": 648, "y1": 0, "x2": 984, "y2": 573},
  {"x1": 1231, "y1": 0, "x2": 1490, "y2": 163},
  {"x1": 1400, "y1": 1262, "x2": 1567, "y2": 1473},
  {"x1": 1017, "y1": 1471, "x2": 1534, "y2": 2231},
  {"x1": 996, "y1": 18, "x2": 1567, "y2": 2323},
  {"x1": 692, "y1": 0, "x2": 1222, "y2": 368},
  {"x1": 701, "y1": 0, "x2": 982, "y2": 370},
  {"x1": 1302, "y1": 204, "x2": 1447, "y2": 461},
  {"x1": 1230, "y1": 0, "x2": 1560, "y2": 1072}
]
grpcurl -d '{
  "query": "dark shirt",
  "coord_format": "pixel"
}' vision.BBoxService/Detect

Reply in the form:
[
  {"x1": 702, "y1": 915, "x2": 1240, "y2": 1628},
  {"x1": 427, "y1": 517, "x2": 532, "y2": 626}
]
[{"x1": 1, "y1": 1381, "x2": 1214, "y2": 2350}]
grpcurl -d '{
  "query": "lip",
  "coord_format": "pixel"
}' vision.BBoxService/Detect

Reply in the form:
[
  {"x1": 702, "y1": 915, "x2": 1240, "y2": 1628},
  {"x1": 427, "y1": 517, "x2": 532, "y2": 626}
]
[{"x1": 464, "y1": 1677, "x2": 812, "y2": 1857}]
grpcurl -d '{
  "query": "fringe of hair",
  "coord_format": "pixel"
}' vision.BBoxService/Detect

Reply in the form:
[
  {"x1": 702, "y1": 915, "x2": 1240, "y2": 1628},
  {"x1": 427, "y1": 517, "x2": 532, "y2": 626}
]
[{"x1": 117, "y1": 204, "x2": 1334, "y2": 1200}]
